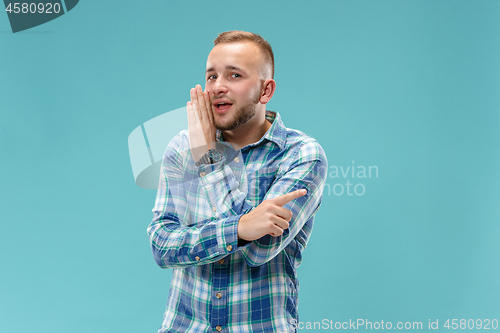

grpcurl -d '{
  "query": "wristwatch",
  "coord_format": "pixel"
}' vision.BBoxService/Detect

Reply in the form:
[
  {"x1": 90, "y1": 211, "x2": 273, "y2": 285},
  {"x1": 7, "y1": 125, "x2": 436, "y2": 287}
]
[{"x1": 196, "y1": 148, "x2": 223, "y2": 167}]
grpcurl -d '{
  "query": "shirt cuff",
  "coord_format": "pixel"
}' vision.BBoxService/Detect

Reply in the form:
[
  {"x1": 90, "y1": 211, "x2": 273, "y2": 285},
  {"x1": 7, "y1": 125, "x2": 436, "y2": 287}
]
[
  {"x1": 216, "y1": 214, "x2": 240, "y2": 255},
  {"x1": 196, "y1": 156, "x2": 226, "y2": 178},
  {"x1": 237, "y1": 238, "x2": 251, "y2": 247}
]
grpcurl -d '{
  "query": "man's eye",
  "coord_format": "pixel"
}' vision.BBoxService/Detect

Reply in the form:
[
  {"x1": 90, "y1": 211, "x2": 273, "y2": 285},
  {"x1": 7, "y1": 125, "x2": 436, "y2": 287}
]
[
  {"x1": 207, "y1": 75, "x2": 217, "y2": 80},
  {"x1": 231, "y1": 73, "x2": 241, "y2": 78}
]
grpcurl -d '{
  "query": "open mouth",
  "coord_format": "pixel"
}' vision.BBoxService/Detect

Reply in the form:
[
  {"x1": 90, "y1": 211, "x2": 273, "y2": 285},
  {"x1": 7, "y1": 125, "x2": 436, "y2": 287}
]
[{"x1": 214, "y1": 102, "x2": 233, "y2": 113}]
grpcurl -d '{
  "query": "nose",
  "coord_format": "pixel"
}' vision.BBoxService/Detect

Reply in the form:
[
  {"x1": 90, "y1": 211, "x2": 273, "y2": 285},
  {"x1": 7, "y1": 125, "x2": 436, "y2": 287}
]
[{"x1": 212, "y1": 77, "x2": 228, "y2": 96}]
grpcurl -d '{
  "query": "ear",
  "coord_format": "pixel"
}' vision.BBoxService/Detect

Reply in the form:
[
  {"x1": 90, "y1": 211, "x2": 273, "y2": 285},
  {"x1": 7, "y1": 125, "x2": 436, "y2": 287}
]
[{"x1": 259, "y1": 79, "x2": 276, "y2": 104}]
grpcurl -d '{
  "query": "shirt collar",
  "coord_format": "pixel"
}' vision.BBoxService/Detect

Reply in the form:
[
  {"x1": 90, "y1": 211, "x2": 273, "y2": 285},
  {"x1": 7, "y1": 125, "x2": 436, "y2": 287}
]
[{"x1": 216, "y1": 110, "x2": 287, "y2": 150}]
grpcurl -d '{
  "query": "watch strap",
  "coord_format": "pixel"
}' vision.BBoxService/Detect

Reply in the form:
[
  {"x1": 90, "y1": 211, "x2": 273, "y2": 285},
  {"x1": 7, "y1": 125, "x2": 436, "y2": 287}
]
[{"x1": 196, "y1": 148, "x2": 222, "y2": 167}]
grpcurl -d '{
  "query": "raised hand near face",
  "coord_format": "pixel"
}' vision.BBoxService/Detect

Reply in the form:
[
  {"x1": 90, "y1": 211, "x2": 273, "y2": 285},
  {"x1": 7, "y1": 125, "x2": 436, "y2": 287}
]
[{"x1": 187, "y1": 84, "x2": 216, "y2": 162}]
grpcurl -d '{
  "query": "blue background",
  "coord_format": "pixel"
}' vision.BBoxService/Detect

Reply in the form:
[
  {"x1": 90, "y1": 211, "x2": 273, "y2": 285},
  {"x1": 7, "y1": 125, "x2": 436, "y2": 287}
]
[{"x1": 1, "y1": 1, "x2": 499, "y2": 332}]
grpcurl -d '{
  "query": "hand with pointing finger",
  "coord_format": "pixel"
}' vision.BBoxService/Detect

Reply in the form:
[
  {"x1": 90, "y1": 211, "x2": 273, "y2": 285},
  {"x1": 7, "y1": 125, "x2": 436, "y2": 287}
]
[
  {"x1": 237, "y1": 189, "x2": 307, "y2": 241},
  {"x1": 186, "y1": 84, "x2": 216, "y2": 162}
]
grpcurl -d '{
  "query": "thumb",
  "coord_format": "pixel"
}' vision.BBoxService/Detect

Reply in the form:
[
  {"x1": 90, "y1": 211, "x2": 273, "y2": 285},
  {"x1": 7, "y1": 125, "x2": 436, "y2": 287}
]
[{"x1": 269, "y1": 189, "x2": 307, "y2": 207}]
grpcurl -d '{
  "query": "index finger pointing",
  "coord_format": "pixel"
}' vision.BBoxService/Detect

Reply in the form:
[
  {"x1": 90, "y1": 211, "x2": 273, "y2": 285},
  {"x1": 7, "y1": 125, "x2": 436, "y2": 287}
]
[{"x1": 269, "y1": 189, "x2": 307, "y2": 207}]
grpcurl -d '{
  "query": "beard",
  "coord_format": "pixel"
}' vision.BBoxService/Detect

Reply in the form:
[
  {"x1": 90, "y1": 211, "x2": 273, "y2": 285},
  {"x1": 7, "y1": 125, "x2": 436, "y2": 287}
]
[{"x1": 213, "y1": 90, "x2": 261, "y2": 131}]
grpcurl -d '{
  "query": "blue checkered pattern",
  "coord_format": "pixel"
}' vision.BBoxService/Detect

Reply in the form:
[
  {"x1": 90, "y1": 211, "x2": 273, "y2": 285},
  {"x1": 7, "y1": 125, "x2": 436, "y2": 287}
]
[{"x1": 148, "y1": 111, "x2": 328, "y2": 332}]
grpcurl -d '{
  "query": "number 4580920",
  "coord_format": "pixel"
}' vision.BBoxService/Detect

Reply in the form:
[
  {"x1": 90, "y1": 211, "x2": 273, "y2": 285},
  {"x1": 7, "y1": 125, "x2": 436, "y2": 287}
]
[
  {"x1": 5, "y1": 3, "x2": 61, "y2": 14},
  {"x1": 444, "y1": 319, "x2": 498, "y2": 330}
]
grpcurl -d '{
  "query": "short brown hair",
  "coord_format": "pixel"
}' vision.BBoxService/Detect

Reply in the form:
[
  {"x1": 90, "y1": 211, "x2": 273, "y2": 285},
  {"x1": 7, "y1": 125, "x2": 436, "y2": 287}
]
[{"x1": 214, "y1": 30, "x2": 274, "y2": 79}]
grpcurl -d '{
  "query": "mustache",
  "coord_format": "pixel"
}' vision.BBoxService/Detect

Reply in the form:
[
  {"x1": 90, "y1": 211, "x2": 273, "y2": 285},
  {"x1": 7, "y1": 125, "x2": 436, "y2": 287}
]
[{"x1": 211, "y1": 95, "x2": 234, "y2": 103}]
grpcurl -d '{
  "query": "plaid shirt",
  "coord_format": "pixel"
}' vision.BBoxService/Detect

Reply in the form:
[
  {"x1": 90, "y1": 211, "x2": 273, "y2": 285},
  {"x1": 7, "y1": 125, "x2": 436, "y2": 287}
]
[{"x1": 148, "y1": 111, "x2": 327, "y2": 333}]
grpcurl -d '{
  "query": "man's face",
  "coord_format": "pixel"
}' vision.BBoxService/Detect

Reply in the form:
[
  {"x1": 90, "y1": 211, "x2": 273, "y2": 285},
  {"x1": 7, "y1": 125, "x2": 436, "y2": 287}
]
[{"x1": 205, "y1": 41, "x2": 265, "y2": 131}]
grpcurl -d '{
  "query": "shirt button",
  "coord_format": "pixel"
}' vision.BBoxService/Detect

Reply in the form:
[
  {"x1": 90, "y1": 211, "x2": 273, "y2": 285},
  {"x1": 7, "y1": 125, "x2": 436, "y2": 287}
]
[
  {"x1": 212, "y1": 206, "x2": 217, "y2": 213},
  {"x1": 216, "y1": 326, "x2": 222, "y2": 332},
  {"x1": 234, "y1": 157, "x2": 240, "y2": 163},
  {"x1": 226, "y1": 245, "x2": 233, "y2": 252},
  {"x1": 195, "y1": 256, "x2": 200, "y2": 261},
  {"x1": 218, "y1": 259, "x2": 224, "y2": 265},
  {"x1": 200, "y1": 171, "x2": 206, "y2": 177},
  {"x1": 216, "y1": 292, "x2": 222, "y2": 299}
]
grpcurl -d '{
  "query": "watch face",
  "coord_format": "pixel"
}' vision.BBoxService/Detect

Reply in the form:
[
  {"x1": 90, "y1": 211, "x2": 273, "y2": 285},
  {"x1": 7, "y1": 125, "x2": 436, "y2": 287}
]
[{"x1": 210, "y1": 149, "x2": 222, "y2": 162}]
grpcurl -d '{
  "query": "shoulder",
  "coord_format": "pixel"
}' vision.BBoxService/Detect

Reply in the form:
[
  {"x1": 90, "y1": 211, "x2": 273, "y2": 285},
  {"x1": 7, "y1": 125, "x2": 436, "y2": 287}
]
[
  {"x1": 167, "y1": 129, "x2": 189, "y2": 150},
  {"x1": 162, "y1": 129, "x2": 190, "y2": 164},
  {"x1": 273, "y1": 126, "x2": 328, "y2": 183},
  {"x1": 284, "y1": 127, "x2": 327, "y2": 165}
]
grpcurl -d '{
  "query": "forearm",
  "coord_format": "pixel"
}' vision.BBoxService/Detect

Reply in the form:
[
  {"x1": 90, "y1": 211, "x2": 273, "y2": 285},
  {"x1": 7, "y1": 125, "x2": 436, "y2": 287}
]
[
  {"x1": 148, "y1": 136, "x2": 244, "y2": 268},
  {"x1": 239, "y1": 142, "x2": 328, "y2": 266},
  {"x1": 240, "y1": 186, "x2": 323, "y2": 267},
  {"x1": 197, "y1": 150, "x2": 255, "y2": 217},
  {"x1": 147, "y1": 213, "x2": 241, "y2": 268}
]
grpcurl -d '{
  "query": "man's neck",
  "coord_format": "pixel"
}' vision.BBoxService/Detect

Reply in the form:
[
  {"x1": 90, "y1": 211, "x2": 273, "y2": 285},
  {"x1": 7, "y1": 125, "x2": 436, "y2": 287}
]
[{"x1": 220, "y1": 109, "x2": 272, "y2": 150}]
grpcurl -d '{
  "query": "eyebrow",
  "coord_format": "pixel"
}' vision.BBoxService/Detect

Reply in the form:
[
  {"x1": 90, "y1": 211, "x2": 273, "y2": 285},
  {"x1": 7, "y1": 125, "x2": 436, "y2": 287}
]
[{"x1": 206, "y1": 65, "x2": 244, "y2": 73}]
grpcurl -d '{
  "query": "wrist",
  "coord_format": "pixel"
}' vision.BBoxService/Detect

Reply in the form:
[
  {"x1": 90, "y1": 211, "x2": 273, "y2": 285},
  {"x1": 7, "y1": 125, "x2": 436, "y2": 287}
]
[
  {"x1": 237, "y1": 214, "x2": 247, "y2": 240},
  {"x1": 191, "y1": 145, "x2": 209, "y2": 162},
  {"x1": 196, "y1": 147, "x2": 223, "y2": 167}
]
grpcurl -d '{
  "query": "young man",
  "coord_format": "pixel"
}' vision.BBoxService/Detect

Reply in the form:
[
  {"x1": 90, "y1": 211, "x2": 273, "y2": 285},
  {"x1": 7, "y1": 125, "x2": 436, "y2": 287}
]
[{"x1": 148, "y1": 31, "x2": 327, "y2": 332}]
